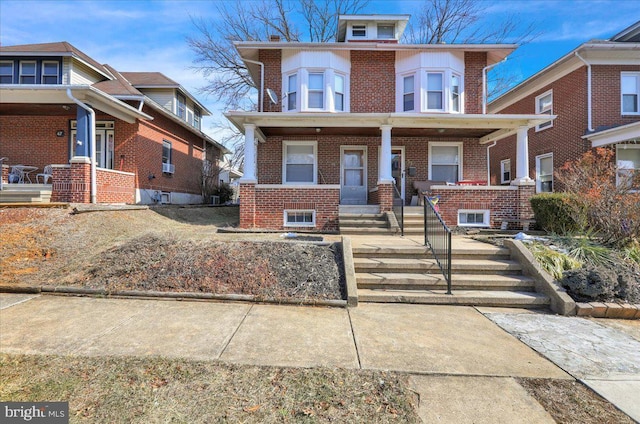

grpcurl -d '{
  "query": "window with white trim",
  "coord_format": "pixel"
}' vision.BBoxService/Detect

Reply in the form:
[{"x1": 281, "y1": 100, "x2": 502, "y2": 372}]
[
  {"x1": 284, "y1": 210, "x2": 316, "y2": 227},
  {"x1": 429, "y1": 142, "x2": 462, "y2": 183},
  {"x1": 616, "y1": 144, "x2": 640, "y2": 189},
  {"x1": 377, "y1": 24, "x2": 394, "y2": 39},
  {"x1": 621, "y1": 72, "x2": 640, "y2": 115},
  {"x1": 535, "y1": 90, "x2": 553, "y2": 131},
  {"x1": 177, "y1": 93, "x2": 186, "y2": 120},
  {"x1": 403, "y1": 75, "x2": 415, "y2": 112},
  {"x1": 308, "y1": 72, "x2": 324, "y2": 109},
  {"x1": 451, "y1": 74, "x2": 461, "y2": 113},
  {"x1": 162, "y1": 140, "x2": 173, "y2": 174},
  {"x1": 335, "y1": 74, "x2": 345, "y2": 111},
  {"x1": 287, "y1": 74, "x2": 297, "y2": 110},
  {"x1": 0, "y1": 61, "x2": 14, "y2": 84},
  {"x1": 426, "y1": 73, "x2": 444, "y2": 111},
  {"x1": 352, "y1": 25, "x2": 366, "y2": 37},
  {"x1": 193, "y1": 107, "x2": 201, "y2": 130},
  {"x1": 458, "y1": 210, "x2": 490, "y2": 227},
  {"x1": 19, "y1": 61, "x2": 36, "y2": 84},
  {"x1": 42, "y1": 61, "x2": 59, "y2": 84},
  {"x1": 283, "y1": 141, "x2": 317, "y2": 184},
  {"x1": 500, "y1": 159, "x2": 511, "y2": 184},
  {"x1": 536, "y1": 153, "x2": 553, "y2": 193}
]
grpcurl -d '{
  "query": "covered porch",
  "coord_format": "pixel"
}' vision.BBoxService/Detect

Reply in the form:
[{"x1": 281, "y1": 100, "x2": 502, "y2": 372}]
[{"x1": 225, "y1": 112, "x2": 550, "y2": 231}]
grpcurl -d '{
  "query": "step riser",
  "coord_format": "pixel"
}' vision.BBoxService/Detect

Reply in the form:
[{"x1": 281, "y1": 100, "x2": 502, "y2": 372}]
[
  {"x1": 353, "y1": 253, "x2": 511, "y2": 261},
  {"x1": 355, "y1": 267, "x2": 522, "y2": 275},
  {"x1": 359, "y1": 283, "x2": 535, "y2": 291},
  {"x1": 340, "y1": 222, "x2": 388, "y2": 228},
  {"x1": 357, "y1": 296, "x2": 549, "y2": 308}
]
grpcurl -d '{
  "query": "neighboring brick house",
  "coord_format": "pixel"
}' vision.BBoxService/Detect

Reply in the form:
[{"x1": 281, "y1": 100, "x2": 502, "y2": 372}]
[
  {"x1": 0, "y1": 42, "x2": 228, "y2": 204},
  {"x1": 488, "y1": 21, "x2": 640, "y2": 193},
  {"x1": 225, "y1": 14, "x2": 549, "y2": 231}
]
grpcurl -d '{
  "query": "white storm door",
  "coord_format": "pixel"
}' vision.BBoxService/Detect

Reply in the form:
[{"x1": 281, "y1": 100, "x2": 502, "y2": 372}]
[
  {"x1": 341, "y1": 146, "x2": 367, "y2": 205},
  {"x1": 391, "y1": 147, "x2": 405, "y2": 200}
]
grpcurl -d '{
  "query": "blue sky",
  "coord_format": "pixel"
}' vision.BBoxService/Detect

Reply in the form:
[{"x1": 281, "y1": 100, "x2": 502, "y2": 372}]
[{"x1": 1, "y1": 0, "x2": 638, "y2": 142}]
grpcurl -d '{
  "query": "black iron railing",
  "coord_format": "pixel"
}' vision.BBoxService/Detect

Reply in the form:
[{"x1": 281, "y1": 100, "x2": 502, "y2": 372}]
[
  {"x1": 392, "y1": 184, "x2": 404, "y2": 236},
  {"x1": 423, "y1": 195, "x2": 452, "y2": 294}
]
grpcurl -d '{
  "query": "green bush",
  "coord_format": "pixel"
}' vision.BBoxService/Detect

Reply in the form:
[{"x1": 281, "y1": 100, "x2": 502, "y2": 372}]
[
  {"x1": 530, "y1": 193, "x2": 583, "y2": 234},
  {"x1": 212, "y1": 182, "x2": 234, "y2": 204}
]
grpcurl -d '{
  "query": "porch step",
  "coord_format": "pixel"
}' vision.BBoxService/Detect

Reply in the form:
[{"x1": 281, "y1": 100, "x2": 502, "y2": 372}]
[
  {"x1": 352, "y1": 245, "x2": 511, "y2": 261},
  {"x1": 339, "y1": 212, "x2": 393, "y2": 235},
  {"x1": 0, "y1": 185, "x2": 52, "y2": 203},
  {"x1": 356, "y1": 288, "x2": 550, "y2": 308},
  {"x1": 356, "y1": 272, "x2": 536, "y2": 291},
  {"x1": 353, "y1": 257, "x2": 523, "y2": 275}
]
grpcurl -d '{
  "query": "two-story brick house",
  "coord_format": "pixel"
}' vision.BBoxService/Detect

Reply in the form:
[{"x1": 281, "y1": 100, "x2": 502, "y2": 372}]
[
  {"x1": 0, "y1": 42, "x2": 228, "y2": 204},
  {"x1": 225, "y1": 14, "x2": 549, "y2": 231},
  {"x1": 488, "y1": 21, "x2": 640, "y2": 193}
]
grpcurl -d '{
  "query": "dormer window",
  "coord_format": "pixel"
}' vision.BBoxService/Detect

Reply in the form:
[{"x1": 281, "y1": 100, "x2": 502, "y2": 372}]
[
  {"x1": 377, "y1": 24, "x2": 394, "y2": 39},
  {"x1": 42, "y1": 61, "x2": 59, "y2": 84},
  {"x1": 352, "y1": 25, "x2": 366, "y2": 37},
  {"x1": 177, "y1": 93, "x2": 186, "y2": 120},
  {"x1": 194, "y1": 107, "x2": 202, "y2": 130},
  {"x1": 19, "y1": 61, "x2": 36, "y2": 84},
  {"x1": 0, "y1": 61, "x2": 14, "y2": 84}
]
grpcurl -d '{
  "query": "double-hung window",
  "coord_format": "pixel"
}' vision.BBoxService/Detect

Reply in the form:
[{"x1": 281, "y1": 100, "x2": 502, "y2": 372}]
[
  {"x1": 193, "y1": 107, "x2": 201, "y2": 130},
  {"x1": 42, "y1": 61, "x2": 59, "y2": 84},
  {"x1": 287, "y1": 74, "x2": 297, "y2": 111},
  {"x1": 308, "y1": 73, "x2": 324, "y2": 109},
  {"x1": 617, "y1": 145, "x2": 640, "y2": 189},
  {"x1": 352, "y1": 25, "x2": 366, "y2": 37},
  {"x1": 162, "y1": 140, "x2": 174, "y2": 174},
  {"x1": 536, "y1": 90, "x2": 553, "y2": 130},
  {"x1": 429, "y1": 142, "x2": 462, "y2": 183},
  {"x1": 500, "y1": 159, "x2": 511, "y2": 184},
  {"x1": 426, "y1": 72, "x2": 444, "y2": 111},
  {"x1": 19, "y1": 61, "x2": 36, "y2": 84},
  {"x1": 335, "y1": 74, "x2": 345, "y2": 111},
  {"x1": 283, "y1": 141, "x2": 317, "y2": 184},
  {"x1": 403, "y1": 75, "x2": 415, "y2": 112},
  {"x1": 0, "y1": 61, "x2": 14, "y2": 84},
  {"x1": 451, "y1": 74, "x2": 461, "y2": 113},
  {"x1": 621, "y1": 72, "x2": 640, "y2": 115},
  {"x1": 536, "y1": 153, "x2": 553, "y2": 193},
  {"x1": 177, "y1": 93, "x2": 186, "y2": 120},
  {"x1": 377, "y1": 24, "x2": 394, "y2": 39}
]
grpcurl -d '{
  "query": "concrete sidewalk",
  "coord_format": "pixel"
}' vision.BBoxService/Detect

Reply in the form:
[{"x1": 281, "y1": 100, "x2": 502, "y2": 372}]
[{"x1": 0, "y1": 293, "x2": 630, "y2": 422}]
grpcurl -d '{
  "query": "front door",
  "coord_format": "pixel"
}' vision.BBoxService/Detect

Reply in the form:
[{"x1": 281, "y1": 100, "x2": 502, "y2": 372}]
[
  {"x1": 340, "y1": 146, "x2": 367, "y2": 205},
  {"x1": 391, "y1": 147, "x2": 405, "y2": 200}
]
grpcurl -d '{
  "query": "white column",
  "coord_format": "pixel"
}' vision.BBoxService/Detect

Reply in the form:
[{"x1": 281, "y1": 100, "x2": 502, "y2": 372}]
[
  {"x1": 378, "y1": 125, "x2": 394, "y2": 183},
  {"x1": 513, "y1": 125, "x2": 533, "y2": 184},
  {"x1": 240, "y1": 123, "x2": 257, "y2": 183}
]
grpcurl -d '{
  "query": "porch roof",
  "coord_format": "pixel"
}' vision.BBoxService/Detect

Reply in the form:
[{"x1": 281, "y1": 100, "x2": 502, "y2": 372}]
[
  {"x1": 583, "y1": 121, "x2": 640, "y2": 148},
  {"x1": 0, "y1": 84, "x2": 151, "y2": 124},
  {"x1": 224, "y1": 111, "x2": 553, "y2": 143}
]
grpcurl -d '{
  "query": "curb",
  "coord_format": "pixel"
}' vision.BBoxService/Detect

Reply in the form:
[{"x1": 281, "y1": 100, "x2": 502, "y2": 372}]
[
  {"x1": 0, "y1": 285, "x2": 348, "y2": 308},
  {"x1": 575, "y1": 302, "x2": 640, "y2": 319}
]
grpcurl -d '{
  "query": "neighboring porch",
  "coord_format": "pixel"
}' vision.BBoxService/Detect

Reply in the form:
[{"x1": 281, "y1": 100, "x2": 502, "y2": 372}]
[{"x1": 226, "y1": 112, "x2": 549, "y2": 232}]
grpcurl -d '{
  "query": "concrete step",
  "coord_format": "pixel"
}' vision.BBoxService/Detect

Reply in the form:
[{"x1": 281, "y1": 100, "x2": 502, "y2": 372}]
[
  {"x1": 340, "y1": 227, "x2": 396, "y2": 235},
  {"x1": 353, "y1": 258, "x2": 522, "y2": 274},
  {"x1": 0, "y1": 189, "x2": 52, "y2": 203},
  {"x1": 352, "y1": 246, "x2": 511, "y2": 260},
  {"x1": 357, "y1": 288, "x2": 550, "y2": 308},
  {"x1": 339, "y1": 219, "x2": 388, "y2": 228},
  {"x1": 356, "y1": 272, "x2": 536, "y2": 291}
]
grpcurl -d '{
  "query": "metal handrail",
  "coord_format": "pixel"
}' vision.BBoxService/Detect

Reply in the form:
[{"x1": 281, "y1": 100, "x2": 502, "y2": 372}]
[
  {"x1": 423, "y1": 195, "x2": 452, "y2": 294},
  {"x1": 392, "y1": 184, "x2": 404, "y2": 236}
]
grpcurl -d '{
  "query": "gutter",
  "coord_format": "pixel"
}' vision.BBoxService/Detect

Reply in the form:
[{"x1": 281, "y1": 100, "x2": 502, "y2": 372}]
[
  {"x1": 483, "y1": 57, "x2": 507, "y2": 114},
  {"x1": 243, "y1": 58, "x2": 265, "y2": 112},
  {"x1": 574, "y1": 51, "x2": 594, "y2": 132},
  {"x1": 66, "y1": 88, "x2": 97, "y2": 204}
]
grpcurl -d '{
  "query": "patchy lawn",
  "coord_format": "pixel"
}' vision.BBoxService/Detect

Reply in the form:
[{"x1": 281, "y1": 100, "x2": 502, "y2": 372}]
[
  {"x1": 0, "y1": 207, "x2": 344, "y2": 301},
  {"x1": 0, "y1": 354, "x2": 420, "y2": 423}
]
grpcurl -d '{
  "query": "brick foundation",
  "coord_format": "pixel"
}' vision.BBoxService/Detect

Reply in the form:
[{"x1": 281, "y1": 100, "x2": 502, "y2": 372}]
[
  {"x1": 377, "y1": 182, "x2": 394, "y2": 212},
  {"x1": 96, "y1": 168, "x2": 135, "y2": 203},
  {"x1": 431, "y1": 185, "x2": 518, "y2": 228}
]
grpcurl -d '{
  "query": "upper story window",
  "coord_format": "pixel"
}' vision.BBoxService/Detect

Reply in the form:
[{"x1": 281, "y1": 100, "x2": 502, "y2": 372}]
[
  {"x1": 377, "y1": 24, "x2": 394, "y2": 39},
  {"x1": 426, "y1": 73, "x2": 444, "y2": 111},
  {"x1": 287, "y1": 74, "x2": 297, "y2": 110},
  {"x1": 335, "y1": 74, "x2": 345, "y2": 111},
  {"x1": 283, "y1": 141, "x2": 317, "y2": 184},
  {"x1": 0, "y1": 61, "x2": 13, "y2": 83},
  {"x1": 451, "y1": 74, "x2": 461, "y2": 112},
  {"x1": 308, "y1": 73, "x2": 324, "y2": 109},
  {"x1": 403, "y1": 75, "x2": 415, "y2": 112},
  {"x1": 19, "y1": 61, "x2": 36, "y2": 84},
  {"x1": 193, "y1": 107, "x2": 202, "y2": 130},
  {"x1": 177, "y1": 93, "x2": 186, "y2": 120},
  {"x1": 352, "y1": 25, "x2": 366, "y2": 37},
  {"x1": 535, "y1": 90, "x2": 553, "y2": 131},
  {"x1": 622, "y1": 72, "x2": 640, "y2": 115},
  {"x1": 42, "y1": 61, "x2": 59, "y2": 84}
]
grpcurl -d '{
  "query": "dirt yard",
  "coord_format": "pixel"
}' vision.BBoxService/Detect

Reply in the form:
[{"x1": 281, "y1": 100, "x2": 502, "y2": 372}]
[{"x1": 0, "y1": 206, "x2": 343, "y2": 301}]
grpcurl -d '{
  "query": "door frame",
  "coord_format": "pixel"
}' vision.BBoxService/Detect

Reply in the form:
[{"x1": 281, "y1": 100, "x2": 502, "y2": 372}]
[
  {"x1": 340, "y1": 145, "x2": 368, "y2": 204},
  {"x1": 392, "y1": 146, "x2": 406, "y2": 200}
]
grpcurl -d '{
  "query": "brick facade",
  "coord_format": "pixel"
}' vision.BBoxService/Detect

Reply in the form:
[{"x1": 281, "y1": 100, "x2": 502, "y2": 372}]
[
  {"x1": 464, "y1": 52, "x2": 487, "y2": 114},
  {"x1": 96, "y1": 168, "x2": 135, "y2": 203},
  {"x1": 350, "y1": 50, "x2": 396, "y2": 113}
]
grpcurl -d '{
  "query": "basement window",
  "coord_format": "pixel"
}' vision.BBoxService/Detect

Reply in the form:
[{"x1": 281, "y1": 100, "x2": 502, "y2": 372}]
[
  {"x1": 458, "y1": 210, "x2": 490, "y2": 227},
  {"x1": 284, "y1": 210, "x2": 316, "y2": 227}
]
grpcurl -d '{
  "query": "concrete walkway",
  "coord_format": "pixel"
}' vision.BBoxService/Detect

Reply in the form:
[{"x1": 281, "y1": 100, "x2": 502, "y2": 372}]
[{"x1": 0, "y1": 294, "x2": 635, "y2": 422}]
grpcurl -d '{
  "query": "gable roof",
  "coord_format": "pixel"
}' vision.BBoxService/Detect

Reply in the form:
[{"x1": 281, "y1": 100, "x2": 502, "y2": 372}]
[
  {"x1": 94, "y1": 65, "x2": 144, "y2": 97},
  {"x1": 120, "y1": 72, "x2": 180, "y2": 87},
  {"x1": 611, "y1": 20, "x2": 640, "y2": 42}
]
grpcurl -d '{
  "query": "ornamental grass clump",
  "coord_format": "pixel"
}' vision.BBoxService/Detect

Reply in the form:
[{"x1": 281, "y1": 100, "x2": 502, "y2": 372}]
[{"x1": 528, "y1": 242, "x2": 581, "y2": 280}]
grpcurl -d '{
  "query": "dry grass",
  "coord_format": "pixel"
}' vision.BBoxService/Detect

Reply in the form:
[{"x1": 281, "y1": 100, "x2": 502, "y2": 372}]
[{"x1": 0, "y1": 354, "x2": 420, "y2": 423}]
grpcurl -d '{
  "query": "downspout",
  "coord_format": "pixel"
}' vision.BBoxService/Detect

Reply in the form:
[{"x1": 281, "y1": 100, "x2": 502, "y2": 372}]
[
  {"x1": 486, "y1": 141, "x2": 497, "y2": 186},
  {"x1": 575, "y1": 52, "x2": 594, "y2": 132},
  {"x1": 244, "y1": 59, "x2": 265, "y2": 112},
  {"x1": 483, "y1": 58, "x2": 507, "y2": 114},
  {"x1": 67, "y1": 88, "x2": 97, "y2": 204}
]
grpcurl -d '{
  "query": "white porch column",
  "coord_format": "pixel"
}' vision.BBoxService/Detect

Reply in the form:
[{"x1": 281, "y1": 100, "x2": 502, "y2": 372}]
[
  {"x1": 240, "y1": 124, "x2": 257, "y2": 183},
  {"x1": 513, "y1": 125, "x2": 533, "y2": 184},
  {"x1": 378, "y1": 124, "x2": 394, "y2": 183}
]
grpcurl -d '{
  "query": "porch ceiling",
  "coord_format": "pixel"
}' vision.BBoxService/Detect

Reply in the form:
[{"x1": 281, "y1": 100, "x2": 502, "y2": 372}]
[
  {"x1": 262, "y1": 126, "x2": 493, "y2": 138},
  {"x1": 0, "y1": 103, "x2": 78, "y2": 116}
]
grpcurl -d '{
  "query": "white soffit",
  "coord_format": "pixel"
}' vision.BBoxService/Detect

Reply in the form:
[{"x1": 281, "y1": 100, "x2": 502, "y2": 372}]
[{"x1": 584, "y1": 121, "x2": 640, "y2": 147}]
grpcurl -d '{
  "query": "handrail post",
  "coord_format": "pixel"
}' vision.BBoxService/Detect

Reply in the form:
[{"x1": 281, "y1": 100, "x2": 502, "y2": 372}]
[{"x1": 446, "y1": 230, "x2": 452, "y2": 294}]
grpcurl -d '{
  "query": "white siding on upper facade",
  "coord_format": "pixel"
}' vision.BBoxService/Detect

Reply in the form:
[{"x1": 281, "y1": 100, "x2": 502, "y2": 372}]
[
  {"x1": 61, "y1": 57, "x2": 71, "y2": 85},
  {"x1": 282, "y1": 50, "x2": 350, "y2": 75},
  {"x1": 141, "y1": 88, "x2": 175, "y2": 112},
  {"x1": 69, "y1": 60, "x2": 102, "y2": 85},
  {"x1": 395, "y1": 51, "x2": 465, "y2": 74}
]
